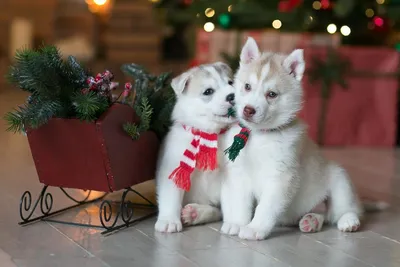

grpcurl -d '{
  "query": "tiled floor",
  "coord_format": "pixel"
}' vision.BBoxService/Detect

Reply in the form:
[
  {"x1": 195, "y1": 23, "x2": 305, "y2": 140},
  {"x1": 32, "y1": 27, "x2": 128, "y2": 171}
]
[{"x1": 1, "y1": 89, "x2": 400, "y2": 267}]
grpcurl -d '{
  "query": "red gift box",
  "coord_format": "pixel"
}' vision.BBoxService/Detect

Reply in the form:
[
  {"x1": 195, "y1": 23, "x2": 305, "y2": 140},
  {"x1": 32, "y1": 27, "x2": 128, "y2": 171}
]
[
  {"x1": 26, "y1": 103, "x2": 159, "y2": 192},
  {"x1": 300, "y1": 46, "x2": 399, "y2": 147},
  {"x1": 195, "y1": 29, "x2": 340, "y2": 63}
]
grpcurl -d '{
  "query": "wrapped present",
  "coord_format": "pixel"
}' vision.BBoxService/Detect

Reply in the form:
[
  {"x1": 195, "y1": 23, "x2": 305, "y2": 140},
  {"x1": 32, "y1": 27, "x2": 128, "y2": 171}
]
[
  {"x1": 300, "y1": 46, "x2": 399, "y2": 147},
  {"x1": 195, "y1": 28, "x2": 341, "y2": 63}
]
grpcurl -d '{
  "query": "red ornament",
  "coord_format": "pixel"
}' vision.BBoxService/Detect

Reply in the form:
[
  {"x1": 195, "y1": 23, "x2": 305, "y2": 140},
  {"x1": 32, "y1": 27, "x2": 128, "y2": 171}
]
[{"x1": 125, "y1": 82, "x2": 132, "y2": 91}]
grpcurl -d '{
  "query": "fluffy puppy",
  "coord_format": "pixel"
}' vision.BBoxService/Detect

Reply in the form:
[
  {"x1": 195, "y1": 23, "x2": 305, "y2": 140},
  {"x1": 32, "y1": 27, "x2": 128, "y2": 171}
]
[
  {"x1": 155, "y1": 62, "x2": 236, "y2": 233},
  {"x1": 220, "y1": 38, "x2": 364, "y2": 240}
]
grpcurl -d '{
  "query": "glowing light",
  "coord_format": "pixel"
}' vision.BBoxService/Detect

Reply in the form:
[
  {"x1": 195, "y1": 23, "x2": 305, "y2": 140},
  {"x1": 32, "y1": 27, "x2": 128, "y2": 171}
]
[
  {"x1": 376, "y1": 0, "x2": 385, "y2": 4},
  {"x1": 272, "y1": 19, "x2": 282, "y2": 29},
  {"x1": 93, "y1": 0, "x2": 107, "y2": 5},
  {"x1": 196, "y1": 13, "x2": 200, "y2": 18},
  {"x1": 312, "y1": 1, "x2": 321, "y2": 10},
  {"x1": 219, "y1": 14, "x2": 231, "y2": 28},
  {"x1": 374, "y1": 16, "x2": 384, "y2": 27},
  {"x1": 327, "y1": 23, "x2": 337, "y2": 34},
  {"x1": 321, "y1": 0, "x2": 330, "y2": 9},
  {"x1": 340, "y1": 25, "x2": 351, "y2": 36},
  {"x1": 205, "y1": 8, "x2": 215, "y2": 18},
  {"x1": 204, "y1": 22, "x2": 215, "y2": 32},
  {"x1": 228, "y1": 5, "x2": 233, "y2": 12},
  {"x1": 365, "y1": 9, "x2": 374, "y2": 18}
]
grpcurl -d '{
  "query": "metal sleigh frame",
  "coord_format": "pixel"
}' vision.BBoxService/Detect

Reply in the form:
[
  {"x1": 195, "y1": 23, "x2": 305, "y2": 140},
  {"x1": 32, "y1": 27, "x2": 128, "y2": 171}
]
[{"x1": 18, "y1": 186, "x2": 157, "y2": 236}]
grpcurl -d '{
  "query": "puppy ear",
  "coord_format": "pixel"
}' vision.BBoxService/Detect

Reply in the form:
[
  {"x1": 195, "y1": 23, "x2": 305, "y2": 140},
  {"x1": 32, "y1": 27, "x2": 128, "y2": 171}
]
[
  {"x1": 213, "y1": 62, "x2": 233, "y2": 77},
  {"x1": 240, "y1": 37, "x2": 260, "y2": 64},
  {"x1": 171, "y1": 70, "x2": 192, "y2": 95},
  {"x1": 282, "y1": 49, "x2": 305, "y2": 81}
]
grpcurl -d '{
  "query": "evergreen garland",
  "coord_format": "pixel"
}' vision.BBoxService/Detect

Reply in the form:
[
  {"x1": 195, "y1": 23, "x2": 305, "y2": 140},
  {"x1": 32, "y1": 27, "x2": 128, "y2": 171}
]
[
  {"x1": 5, "y1": 46, "x2": 176, "y2": 142},
  {"x1": 4, "y1": 45, "x2": 111, "y2": 133},
  {"x1": 121, "y1": 64, "x2": 176, "y2": 140}
]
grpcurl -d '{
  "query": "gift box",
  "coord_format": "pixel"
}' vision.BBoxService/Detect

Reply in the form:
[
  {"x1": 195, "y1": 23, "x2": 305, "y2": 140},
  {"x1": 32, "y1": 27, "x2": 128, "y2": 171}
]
[
  {"x1": 27, "y1": 103, "x2": 160, "y2": 192},
  {"x1": 195, "y1": 28, "x2": 341, "y2": 63},
  {"x1": 300, "y1": 46, "x2": 399, "y2": 147}
]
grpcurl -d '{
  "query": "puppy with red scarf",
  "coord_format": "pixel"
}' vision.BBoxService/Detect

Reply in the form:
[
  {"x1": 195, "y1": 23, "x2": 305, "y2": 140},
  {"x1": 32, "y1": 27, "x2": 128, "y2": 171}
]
[{"x1": 155, "y1": 62, "x2": 236, "y2": 233}]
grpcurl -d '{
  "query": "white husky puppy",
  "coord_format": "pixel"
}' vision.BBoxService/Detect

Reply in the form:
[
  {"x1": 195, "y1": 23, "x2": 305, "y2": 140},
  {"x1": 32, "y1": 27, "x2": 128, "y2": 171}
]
[
  {"x1": 155, "y1": 62, "x2": 236, "y2": 233},
  {"x1": 220, "y1": 38, "x2": 364, "y2": 240}
]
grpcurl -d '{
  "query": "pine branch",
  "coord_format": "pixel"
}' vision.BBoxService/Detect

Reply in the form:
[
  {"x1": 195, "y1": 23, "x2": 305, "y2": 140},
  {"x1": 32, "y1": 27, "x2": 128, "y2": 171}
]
[
  {"x1": 137, "y1": 97, "x2": 153, "y2": 132},
  {"x1": 27, "y1": 100, "x2": 63, "y2": 129},
  {"x1": 61, "y1": 56, "x2": 89, "y2": 90},
  {"x1": 121, "y1": 63, "x2": 175, "y2": 140},
  {"x1": 123, "y1": 122, "x2": 140, "y2": 140},
  {"x1": 5, "y1": 100, "x2": 62, "y2": 133},
  {"x1": 72, "y1": 92, "x2": 109, "y2": 121},
  {"x1": 5, "y1": 45, "x2": 117, "y2": 134},
  {"x1": 4, "y1": 108, "x2": 26, "y2": 133}
]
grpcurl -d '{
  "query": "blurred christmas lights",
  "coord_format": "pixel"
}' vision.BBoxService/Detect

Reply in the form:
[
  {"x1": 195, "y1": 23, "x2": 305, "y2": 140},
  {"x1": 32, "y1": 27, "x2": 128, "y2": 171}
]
[
  {"x1": 272, "y1": 19, "x2": 282, "y2": 29},
  {"x1": 340, "y1": 25, "x2": 351, "y2": 36},
  {"x1": 327, "y1": 23, "x2": 337, "y2": 34},
  {"x1": 312, "y1": 1, "x2": 321, "y2": 10},
  {"x1": 205, "y1": 8, "x2": 215, "y2": 18},
  {"x1": 204, "y1": 22, "x2": 215, "y2": 32}
]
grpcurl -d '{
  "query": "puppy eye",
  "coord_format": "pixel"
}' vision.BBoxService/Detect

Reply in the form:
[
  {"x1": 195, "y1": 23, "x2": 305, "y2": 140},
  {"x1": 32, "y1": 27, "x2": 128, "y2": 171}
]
[
  {"x1": 203, "y1": 88, "x2": 215, "y2": 96},
  {"x1": 244, "y1": 83, "x2": 251, "y2": 91},
  {"x1": 266, "y1": 91, "x2": 278, "y2": 98},
  {"x1": 228, "y1": 80, "x2": 233, "y2": 86}
]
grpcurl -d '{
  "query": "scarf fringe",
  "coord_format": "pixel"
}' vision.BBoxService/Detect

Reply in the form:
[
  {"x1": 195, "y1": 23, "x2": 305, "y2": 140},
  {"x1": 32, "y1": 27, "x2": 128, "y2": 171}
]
[
  {"x1": 196, "y1": 146, "x2": 217, "y2": 170},
  {"x1": 224, "y1": 138, "x2": 244, "y2": 162},
  {"x1": 225, "y1": 127, "x2": 250, "y2": 162},
  {"x1": 169, "y1": 165, "x2": 191, "y2": 191}
]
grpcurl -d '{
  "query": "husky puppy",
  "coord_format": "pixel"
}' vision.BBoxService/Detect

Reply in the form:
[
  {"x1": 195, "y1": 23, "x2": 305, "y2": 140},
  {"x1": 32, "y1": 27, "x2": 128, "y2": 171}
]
[
  {"x1": 220, "y1": 38, "x2": 364, "y2": 240},
  {"x1": 155, "y1": 62, "x2": 236, "y2": 233}
]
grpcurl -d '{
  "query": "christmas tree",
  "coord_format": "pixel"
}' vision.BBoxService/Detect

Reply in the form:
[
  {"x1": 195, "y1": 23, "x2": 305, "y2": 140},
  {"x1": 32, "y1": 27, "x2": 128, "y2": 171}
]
[{"x1": 155, "y1": 0, "x2": 400, "y2": 46}]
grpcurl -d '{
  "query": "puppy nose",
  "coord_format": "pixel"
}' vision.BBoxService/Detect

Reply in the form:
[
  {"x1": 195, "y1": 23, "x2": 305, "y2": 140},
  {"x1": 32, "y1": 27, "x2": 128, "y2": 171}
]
[
  {"x1": 243, "y1": 105, "x2": 256, "y2": 118},
  {"x1": 226, "y1": 93, "x2": 235, "y2": 103}
]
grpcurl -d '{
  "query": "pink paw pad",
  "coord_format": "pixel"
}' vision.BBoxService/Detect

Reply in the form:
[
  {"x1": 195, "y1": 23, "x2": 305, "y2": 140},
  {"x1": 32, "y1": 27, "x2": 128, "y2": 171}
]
[
  {"x1": 181, "y1": 205, "x2": 198, "y2": 225},
  {"x1": 299, "y1": 214, "x2": 322, "y2": 233}
]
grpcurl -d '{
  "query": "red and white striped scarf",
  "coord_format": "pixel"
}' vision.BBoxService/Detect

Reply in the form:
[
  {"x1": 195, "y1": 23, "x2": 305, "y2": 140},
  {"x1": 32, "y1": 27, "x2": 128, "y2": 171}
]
[{"x1": 169, "y1": 125, "x2": 227, "y2": 191}]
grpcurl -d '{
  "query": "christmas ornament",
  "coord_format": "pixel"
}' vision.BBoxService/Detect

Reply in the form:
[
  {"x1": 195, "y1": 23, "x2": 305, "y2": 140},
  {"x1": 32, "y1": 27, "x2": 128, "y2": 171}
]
[
  {"x1": 84, "y1": 70, "x2": 118, "y2": 100},
  {"x1": 169, "y1": 126, "x2": 226, "y2": 191},
  {"x1": 122, "y1": 82, "x2": 133, "y2": 103}
]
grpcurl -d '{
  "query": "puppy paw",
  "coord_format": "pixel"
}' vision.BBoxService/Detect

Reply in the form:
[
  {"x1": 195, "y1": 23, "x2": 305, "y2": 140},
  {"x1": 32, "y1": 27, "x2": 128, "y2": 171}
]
[
  {"x1": 155, "y1": 219, "x2": 183, "y2": 233},
  {"x1": 238, "y1": 225, "x2": 269, "y2": 240},
  {"x1": 221, "y1": 222, "x2": 241, "y2": 236},
  {"x1": 337, "y1": 212, "x2": 360, "y2": 232},
  {"x1": 299, "y1": 213, "x2": 324, "y2": 233},
  {"x1": 181, "y1": 204, "x2": 199, "y2": 225}
]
